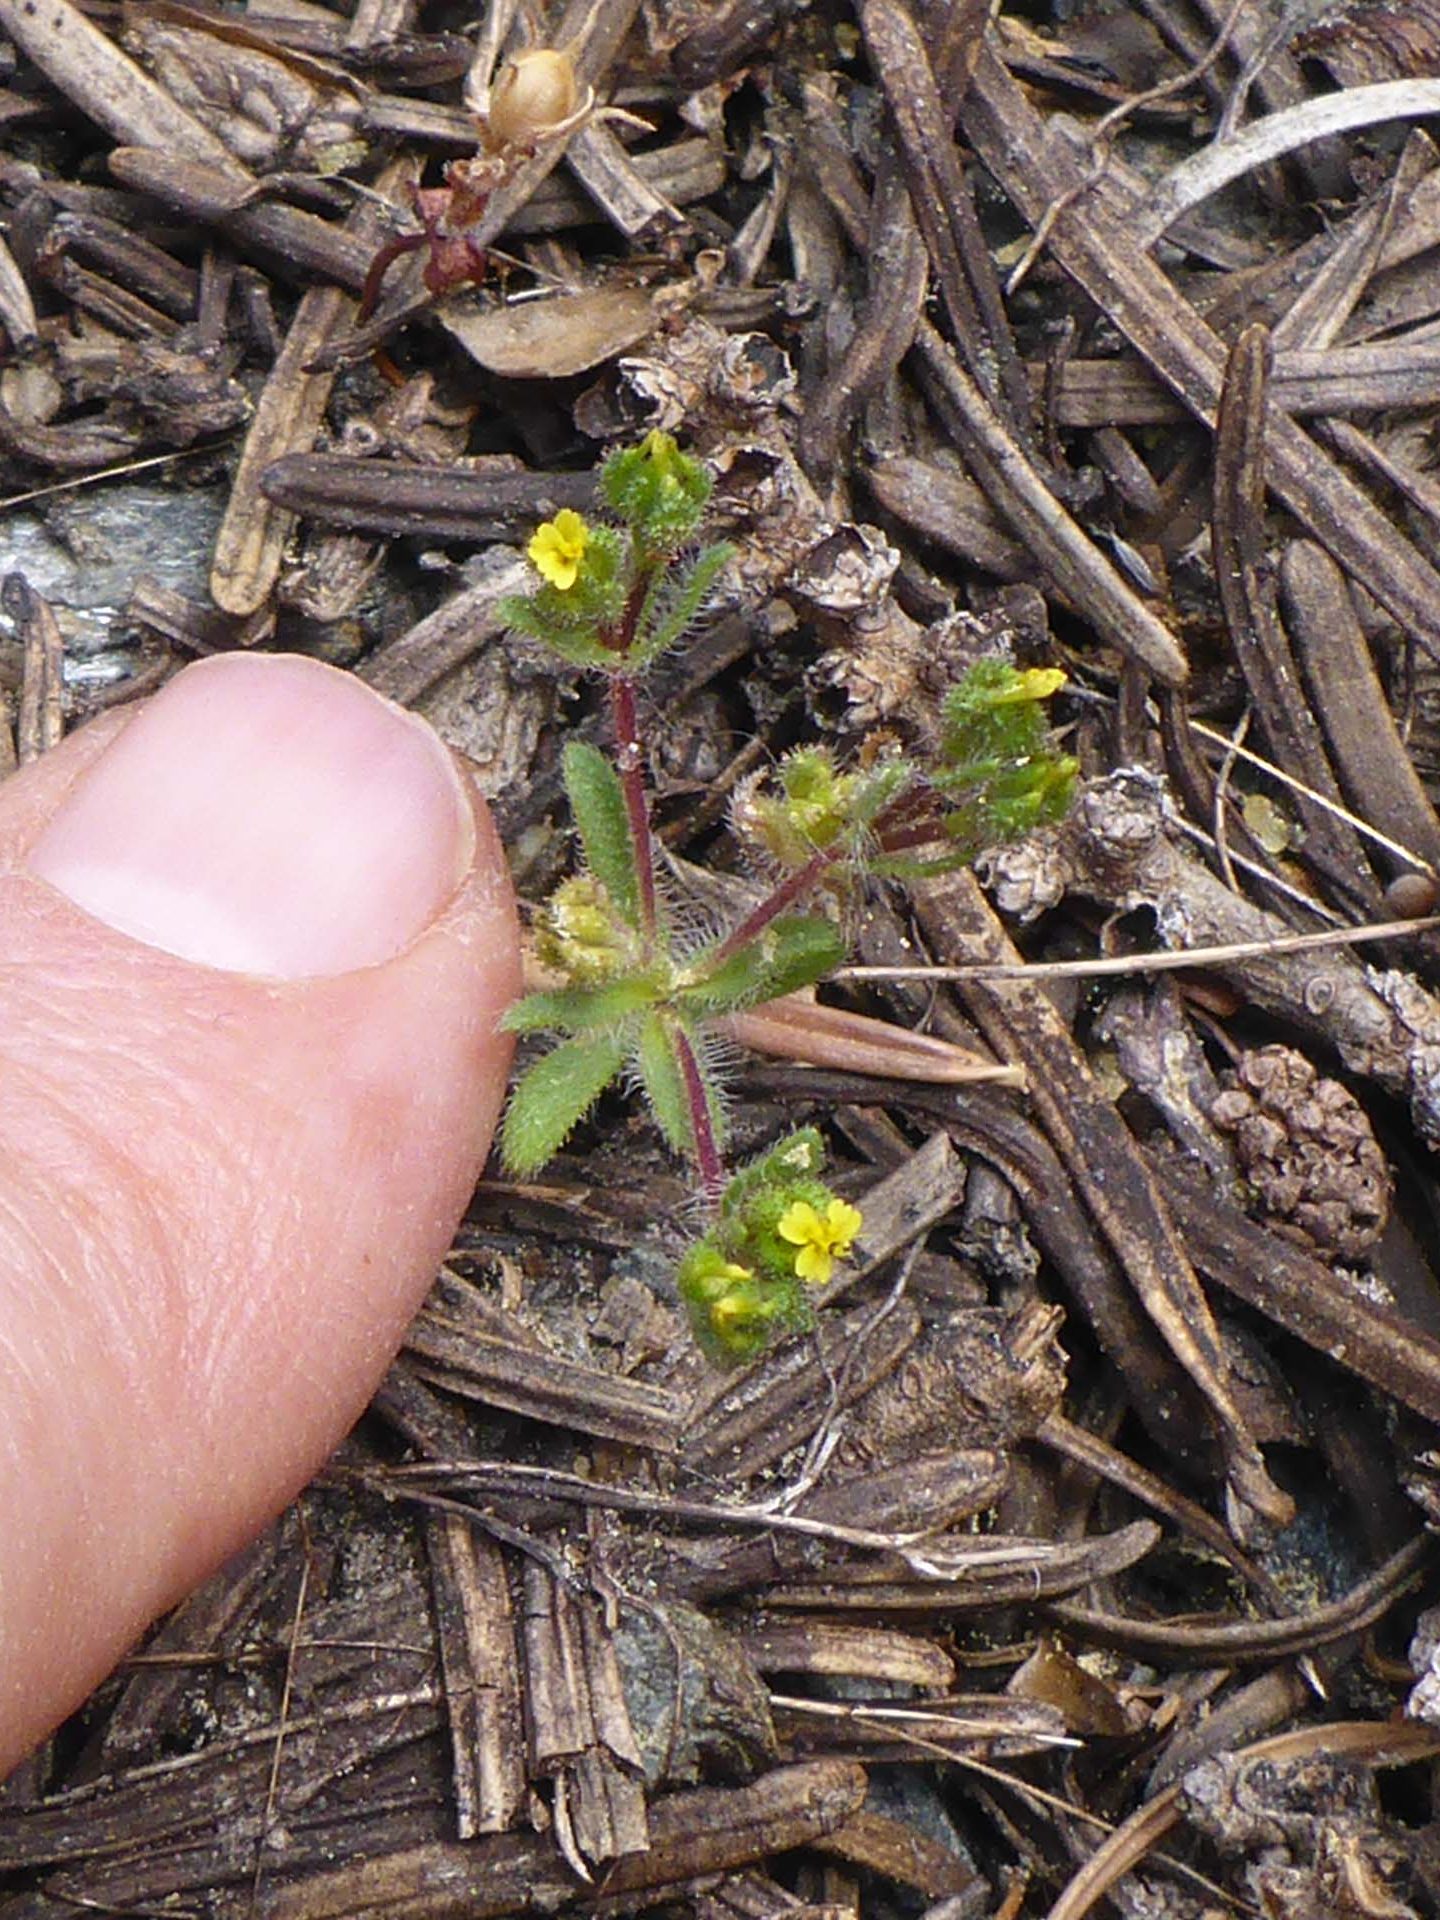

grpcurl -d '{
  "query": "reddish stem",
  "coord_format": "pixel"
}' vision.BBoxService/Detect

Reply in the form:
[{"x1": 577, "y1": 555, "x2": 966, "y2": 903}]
[
  {"x1": 612, "y1": 562, "x2": 653, "y2": 657},
  {"x1": 610, "y1": 674, "x2": 658, "y2": 941},
  {"x1": 357, "y1": 229, "x2": 425, "y2": 325},
  {"x1": 674, "y1": 1025, "x2": 725, "y2": 1205},
  {"x1": 708, "y1": 786, "x2": 950, "y2": 967},
  {"x1": 708, "y1": 848, "x2": 842, "y2": 966}
]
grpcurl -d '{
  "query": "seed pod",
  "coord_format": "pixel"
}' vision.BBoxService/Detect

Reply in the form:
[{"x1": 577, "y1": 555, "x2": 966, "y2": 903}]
[
  {"x1": 485, "y1": 48, "x2": 581, "y2": 148},
  {"x1": 1384, "y1": 871, "x2": 1439, "y2": 919}
]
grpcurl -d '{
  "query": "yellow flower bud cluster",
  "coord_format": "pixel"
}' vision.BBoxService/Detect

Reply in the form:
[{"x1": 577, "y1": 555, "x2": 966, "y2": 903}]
[
  {"x1": 533, "y1": 876, "x2": 639, "y2": 983},
  {"x1": 677, "y1": 1129, "x2": 864, "y2": 1361}
]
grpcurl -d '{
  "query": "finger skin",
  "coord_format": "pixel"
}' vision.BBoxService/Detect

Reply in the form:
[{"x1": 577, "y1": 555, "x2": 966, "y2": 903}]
[{"x1": 0, "y1": 698, "x2": 519, "y2": 1774}]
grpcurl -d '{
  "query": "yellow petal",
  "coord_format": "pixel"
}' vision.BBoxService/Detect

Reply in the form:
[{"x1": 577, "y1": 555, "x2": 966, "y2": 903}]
[
  {"x1": 1018, "y1": 667, "x2": 1066, "y2": 700},
  {"x1": 824, "y1": 1199, "x2": 863, "y2": 1257},
  {"x1": 777, "y1": 1200, "x2": 820, "y2": 1247},
  {"x1": 527, "y1": 509, "x2": 589, "y2": 589},
  {"x1": 794, "y1": 1244, "x2": 832, "y2": 1285},
  {"x1": 550, "y1": 508, "x2": 588, "y2": 554}
]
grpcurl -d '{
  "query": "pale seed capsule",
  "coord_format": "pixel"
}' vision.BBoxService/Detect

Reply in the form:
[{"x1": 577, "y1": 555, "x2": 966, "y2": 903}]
[{"x1": 486, "y1": 48, "x2": 581, "y2": 147}]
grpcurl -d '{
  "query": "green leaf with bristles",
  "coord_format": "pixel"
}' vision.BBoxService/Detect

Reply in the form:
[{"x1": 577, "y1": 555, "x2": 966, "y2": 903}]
[
  {"x1": 498, "y1": 596, "x2": 618, "y2": 671},
  {"x1": 563, "y1": 740, "x2": 642, "y2": 929},
  {"x1": 632, "y1": 543, "x2": 734, "y2": 666},
  {"x1": 677, "y1": 915, "x2": 846, "y2": 1015},
  {"x1": 928, "y1": 755, "x2": 1006, "y2": 796},
  {"x1": 500, "y1": 1033, "x2": 626, "y2": 1175},
  {"x1": 501, "y1": 979, "x2": 655, "y2": 1035},
  {"x1": 850, "y1": 758, "x2": 916, "y2": 828},
  {"x1": 718, "y1": 1126, "x2": 827, "y2": 1222},
  {"x1": 938, "y1": 663, "x2": 1053, "y2": 773},
  {"x1": 634, "y1": 1011, "x2": 693, "y2": 1159}
]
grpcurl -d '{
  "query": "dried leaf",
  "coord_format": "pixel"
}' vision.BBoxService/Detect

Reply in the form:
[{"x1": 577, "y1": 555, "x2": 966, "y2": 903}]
[{"x1": 439, "y1": 286, "x2": 665, "y2": 378}]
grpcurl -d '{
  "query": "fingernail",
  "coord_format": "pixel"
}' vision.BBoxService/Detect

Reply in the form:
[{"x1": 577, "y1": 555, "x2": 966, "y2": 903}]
[{"x1": 28, "y1": 655, "x2": 473, "y2": 978}]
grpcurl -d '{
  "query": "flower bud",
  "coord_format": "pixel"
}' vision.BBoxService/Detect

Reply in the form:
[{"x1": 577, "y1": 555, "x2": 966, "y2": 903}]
[
  {"x1": 534, "y1": 875, "x2": 638, "y2": 984},
  {"x1": 730, "y1": 748, "x2": 867, "y2": 872},
  {"x1": 486, "y1": 48, "x2": 581, "y2": 147},
  {"x1": 599, "y1": 430, "x2": 712, "y2": 549}
]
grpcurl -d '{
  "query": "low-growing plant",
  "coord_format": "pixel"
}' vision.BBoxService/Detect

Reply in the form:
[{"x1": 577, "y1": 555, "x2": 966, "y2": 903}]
[{"x1": 499, "y1": 430, "x2": 1077, "y2": 1360}]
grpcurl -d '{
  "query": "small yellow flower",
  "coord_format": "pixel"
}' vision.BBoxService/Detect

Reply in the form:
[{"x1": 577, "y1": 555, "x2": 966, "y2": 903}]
[
  {"x1": 1007, "y1": 667, "x2": 1067, "y2": 703},
  {"x1": 528, "y1": 508, "x2": 589, "y2": 590},
  {"x1": 777, "y1": 1197, "x2": 863, "y2": 1285}
]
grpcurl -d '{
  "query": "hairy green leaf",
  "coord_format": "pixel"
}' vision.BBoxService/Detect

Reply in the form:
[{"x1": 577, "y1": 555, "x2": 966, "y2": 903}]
[
  {"x1": 677, "y1": 915, "x2": 847, "y2": 1014},
  {"x1": 850, "y1": 757, "x2": 915, "y2": 829},
  {"x1": 717, "y1": 1126, "x2": 827, "y2": 1222},
  {"x1": 563, "y1": 740, "x2": 642, "y2": 928},
  {"x1": 632, "y1": 543, "x2": 734, "y2": 666},
  {"x1": 500, "y1": 1033, "x2": 626, "y2": 1175},
  {"x1": 498, "y1": 596, "x2": 617, "y2": 671},
  {"x1": 938, "y1": 662, "x2": 1053, "y2": 773},
  {"x1": 634, "y1": 1011, "x2": 692, "y2": 1158},
  {"x1": 501, "y1": 978, "x2": 655, "y2": 1035}
]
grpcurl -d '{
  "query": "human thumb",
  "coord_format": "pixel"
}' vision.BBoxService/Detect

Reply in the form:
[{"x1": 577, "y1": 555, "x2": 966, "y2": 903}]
[{"x1": 0, "y1": 652, "x2": 520, "y2": 1775}]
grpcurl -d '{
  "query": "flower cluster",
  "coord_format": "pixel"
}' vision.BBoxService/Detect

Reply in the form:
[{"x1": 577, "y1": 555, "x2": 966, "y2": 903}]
[
  {"x1": 676, "y1": 1130, "x2": 864, "y2": 1361},
  {"x1": 532, "y1": 874, "x2": 643, "y2": 983},
  {"x1": 600, "y1": 428, "x2": 715, "y2": 552},
  {"x1": 500, "y1": 432, "x2": 732, "y2": 674},
  {"x1": 730, "y1": 660, "x2": 1078, "y2": 886},
  {"x1": 731, "y1": 743, "x2": 910, "y2": 878},
  {"x1": 929, "y1": 659, "x2": 1078, "y2": 847}
]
